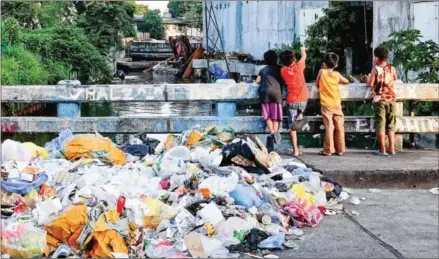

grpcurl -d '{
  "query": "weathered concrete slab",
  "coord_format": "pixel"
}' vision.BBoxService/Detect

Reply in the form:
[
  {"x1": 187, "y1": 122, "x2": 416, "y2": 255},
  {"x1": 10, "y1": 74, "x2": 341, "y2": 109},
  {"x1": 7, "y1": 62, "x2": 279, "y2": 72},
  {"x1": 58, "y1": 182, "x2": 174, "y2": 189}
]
[
  {"x1": 2, "y1": 83, "x2": 437, "y2": 102},
  {"x1": 2, "y1": 116, "x2": 438, "y2": 134},
  {"x1": 284, "y1": 148, "x2": 439, "y2": 188},
  {"x1": 275, "y1": 189, "x2": 439, "y2": 258},
  {"x1": 274, "y1": 215, "x2": 396, "y2": 258},
  {"x1": 1, "y1": 85, "x2": 166, "y2": 103},
  {"x1": 344, "y1": 189, "x2": 439, "y2": 258}
]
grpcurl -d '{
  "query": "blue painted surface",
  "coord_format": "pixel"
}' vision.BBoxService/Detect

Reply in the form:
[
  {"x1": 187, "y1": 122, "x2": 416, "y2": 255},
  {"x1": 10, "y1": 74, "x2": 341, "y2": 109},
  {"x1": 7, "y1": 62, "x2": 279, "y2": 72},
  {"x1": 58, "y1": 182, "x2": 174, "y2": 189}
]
[
  {"x1": 57, "y1": 103, "x2": 81, "y2": 118},
  {"x1": 216, "y1": 102, "x2": 237, "y2": 117}
]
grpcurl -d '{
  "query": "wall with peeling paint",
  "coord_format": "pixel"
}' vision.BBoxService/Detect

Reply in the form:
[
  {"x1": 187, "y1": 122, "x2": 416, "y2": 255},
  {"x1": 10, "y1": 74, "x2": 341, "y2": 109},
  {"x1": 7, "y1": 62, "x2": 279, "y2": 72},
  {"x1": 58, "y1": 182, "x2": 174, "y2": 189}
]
[
  {"x1": 203, "y1": 1, "x2": 328, "y2": 59},
  {"x1": 373, "y1": 1, "x2": 439, "y2": 47}
]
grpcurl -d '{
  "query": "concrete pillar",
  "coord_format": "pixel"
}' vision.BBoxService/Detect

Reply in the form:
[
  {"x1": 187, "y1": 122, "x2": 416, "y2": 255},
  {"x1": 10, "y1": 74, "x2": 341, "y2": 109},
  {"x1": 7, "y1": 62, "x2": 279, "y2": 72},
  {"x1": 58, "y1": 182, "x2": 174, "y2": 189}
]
[
  {"x1": 57, "y1": 103, "x2": 81, "y2": 118},
  {"x1": 385, "y1": 102, "x2": 403, "y2": 152},
  {"x1": 395, "y1": 102, "x2": 404, "y2": 152},
  {"x1": 216, "y1": 102, "x2": 236, "y2": 117},
  {"x1": 56, "y1": 80, "x2": 81, "y2": 118}
]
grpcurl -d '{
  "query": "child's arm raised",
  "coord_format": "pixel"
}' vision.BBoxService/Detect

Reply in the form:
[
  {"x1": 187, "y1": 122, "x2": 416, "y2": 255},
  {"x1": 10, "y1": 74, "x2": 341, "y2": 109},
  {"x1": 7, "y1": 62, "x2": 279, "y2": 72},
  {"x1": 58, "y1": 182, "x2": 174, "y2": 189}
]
[{"x1": 299, "y1": 47, "x2": 307, "y2": 64}]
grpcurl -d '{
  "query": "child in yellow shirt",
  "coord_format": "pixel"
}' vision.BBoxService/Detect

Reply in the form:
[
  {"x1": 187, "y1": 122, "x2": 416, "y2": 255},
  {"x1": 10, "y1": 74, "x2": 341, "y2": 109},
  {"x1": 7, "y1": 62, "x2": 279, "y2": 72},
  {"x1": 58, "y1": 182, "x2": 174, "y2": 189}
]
[{"x1": 316, "y1": 53, "x2": 350, "y2": 156}]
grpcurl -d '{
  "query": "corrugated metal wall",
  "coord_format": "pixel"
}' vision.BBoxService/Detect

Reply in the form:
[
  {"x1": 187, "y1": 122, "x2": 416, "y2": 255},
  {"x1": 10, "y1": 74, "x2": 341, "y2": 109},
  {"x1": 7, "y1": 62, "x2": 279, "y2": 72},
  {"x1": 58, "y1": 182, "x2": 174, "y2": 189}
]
[{"x1": 203, "y1": 1, "x2": 328, "y2": 59}]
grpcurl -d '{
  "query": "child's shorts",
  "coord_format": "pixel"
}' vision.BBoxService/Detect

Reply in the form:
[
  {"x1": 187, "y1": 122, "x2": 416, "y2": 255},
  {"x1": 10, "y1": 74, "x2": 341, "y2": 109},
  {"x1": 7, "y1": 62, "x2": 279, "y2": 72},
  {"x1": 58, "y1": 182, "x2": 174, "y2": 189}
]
[
  {"x1": 261, "y1": 103, "x2": 283, "y2": 121},
  {"x1": 374, "y1": 101, "x2": 396, "y2": 132},
  {"x1": 287, "y1": 101, "x2": 307, "y2": 127}
]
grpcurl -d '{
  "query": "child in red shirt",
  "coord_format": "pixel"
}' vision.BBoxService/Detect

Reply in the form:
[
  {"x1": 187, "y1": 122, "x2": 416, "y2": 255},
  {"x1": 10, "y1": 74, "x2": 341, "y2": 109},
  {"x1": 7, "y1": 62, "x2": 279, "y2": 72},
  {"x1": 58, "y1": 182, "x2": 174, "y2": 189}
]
[{"x1": 279, "y1": 47, "x2": 308, "y2": 157}]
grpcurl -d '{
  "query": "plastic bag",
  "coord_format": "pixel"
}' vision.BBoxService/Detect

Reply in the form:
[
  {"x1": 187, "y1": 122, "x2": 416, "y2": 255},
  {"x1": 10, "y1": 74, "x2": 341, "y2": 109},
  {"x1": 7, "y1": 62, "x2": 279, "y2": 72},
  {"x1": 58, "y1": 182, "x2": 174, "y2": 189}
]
[
  {"x1": 257, "y1": 232, "x2": 286, "y2": 250},
  {"x1": 22, "y1": 143, "x2": 49, "y2": 159},
  {"x1": 44, "y1": 129, "x2": 73, "y2": 158},
  {"x1": 1, "y1": 221, "x2": 47, "y2": 258},
  {"x1": 291, "y1": 183, "x2": 316, "y2": 205},
  {"x1": 198, "y1": 173, "x2": 238, "y2": 197},
  {"x1": 1, "y1": 140, "x2": 34, "y2": 163},
  {"x1": 283, "y1": 198, "x2": 323, "y2": 228},
  {"x1": 229, "y1": 184, "x2": 263, "y2": 209},
  {"x1": 142, "y1": 197, "x2": 177, "y2": 229},
  {"x1": 216, "y1": 217, "x2": 255, "y2": 246},
  {"x1": 62, "y1": 136, "x2": 126, "y2": 165}
]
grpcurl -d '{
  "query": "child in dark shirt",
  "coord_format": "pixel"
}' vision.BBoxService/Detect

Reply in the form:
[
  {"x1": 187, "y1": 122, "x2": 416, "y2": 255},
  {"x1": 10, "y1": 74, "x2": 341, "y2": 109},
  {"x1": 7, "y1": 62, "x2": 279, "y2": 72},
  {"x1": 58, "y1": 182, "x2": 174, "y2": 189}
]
[{"x1": 255, "y1": 50, "x2": 283, "y2": 144}]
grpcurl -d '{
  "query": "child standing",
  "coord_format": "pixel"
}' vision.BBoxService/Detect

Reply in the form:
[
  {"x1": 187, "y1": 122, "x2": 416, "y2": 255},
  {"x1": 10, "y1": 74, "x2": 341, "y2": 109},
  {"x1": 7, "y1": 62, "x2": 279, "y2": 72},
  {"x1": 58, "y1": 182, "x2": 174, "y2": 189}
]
[
  {"x1": 367, "y1": 46, "x2": 398, "y2": 156},
  {"x1": 255, "y1": 50, "x2": 283, "y2": 144},
  {"x1": 279, "y1": 47, "x2": 308, "y2": 157},
  {"x1": 316, "y1": 53, "x2": 350, "y2": 156}
]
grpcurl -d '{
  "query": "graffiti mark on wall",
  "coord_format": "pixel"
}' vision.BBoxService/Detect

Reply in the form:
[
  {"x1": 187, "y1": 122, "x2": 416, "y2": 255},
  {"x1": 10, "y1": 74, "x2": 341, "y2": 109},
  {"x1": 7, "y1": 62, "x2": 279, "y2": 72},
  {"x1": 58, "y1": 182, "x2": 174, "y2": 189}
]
[
  {"x1": 58, "y1": 87, "x2": 163, "y2": 101},
  {"x1": 1, "y1": 121, "x2": 18, "y2": 133}
]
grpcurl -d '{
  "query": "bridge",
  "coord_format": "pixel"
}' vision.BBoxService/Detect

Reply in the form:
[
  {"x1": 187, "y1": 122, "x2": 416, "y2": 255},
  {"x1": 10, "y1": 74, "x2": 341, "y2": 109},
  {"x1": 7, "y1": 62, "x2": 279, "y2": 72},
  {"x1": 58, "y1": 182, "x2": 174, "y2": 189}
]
[{"x1": 2, "y1": 81, "x2": 438, "y2": 187}]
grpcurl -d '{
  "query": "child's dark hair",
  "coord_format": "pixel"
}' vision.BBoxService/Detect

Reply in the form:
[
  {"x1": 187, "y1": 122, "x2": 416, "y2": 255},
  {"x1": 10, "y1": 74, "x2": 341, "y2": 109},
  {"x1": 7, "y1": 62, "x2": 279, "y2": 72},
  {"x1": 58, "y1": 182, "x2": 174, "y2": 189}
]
[
  {"x1": 374, "y1": 46, "x2": 389, "y2": 61},
  {"x1": 263, "y1": 50, "x2": 278, "y2": 66},
  {"x1": 279, "y1": 50, "x2": 296, "y2": 66},
  {"x1": 323, "y1": 52, "x2": 339, "y2": 69}
]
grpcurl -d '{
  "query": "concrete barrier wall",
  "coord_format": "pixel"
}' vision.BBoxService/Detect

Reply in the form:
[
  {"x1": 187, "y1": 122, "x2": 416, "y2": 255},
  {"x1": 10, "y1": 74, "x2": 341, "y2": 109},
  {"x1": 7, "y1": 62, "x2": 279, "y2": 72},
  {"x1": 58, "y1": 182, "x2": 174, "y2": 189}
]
[
  {"x1": 1, "y1": 83, "x2": 438, "y2": 135},
  {"x1": 2, "y1": 83, "x2": 438, "y2": 102}
]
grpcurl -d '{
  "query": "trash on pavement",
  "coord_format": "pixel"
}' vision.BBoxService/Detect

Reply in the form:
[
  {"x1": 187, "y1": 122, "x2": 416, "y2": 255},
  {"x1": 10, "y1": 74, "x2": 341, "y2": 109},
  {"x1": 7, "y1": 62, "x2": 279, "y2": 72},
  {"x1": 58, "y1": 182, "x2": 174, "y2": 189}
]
[
  {"x1": 428, "y1": 187, "x2": 439, "y2": 195},
  {"x1": 1, "y1": 126, "x2": 348, "y2": 258}
]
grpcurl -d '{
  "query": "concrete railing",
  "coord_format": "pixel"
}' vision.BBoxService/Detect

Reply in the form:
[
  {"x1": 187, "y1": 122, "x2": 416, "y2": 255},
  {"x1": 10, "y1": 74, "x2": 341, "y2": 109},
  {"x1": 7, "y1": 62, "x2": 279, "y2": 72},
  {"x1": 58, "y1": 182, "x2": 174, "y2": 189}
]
[{"x1": 1, "y1": 82, "x2": 438, "y2": 136}]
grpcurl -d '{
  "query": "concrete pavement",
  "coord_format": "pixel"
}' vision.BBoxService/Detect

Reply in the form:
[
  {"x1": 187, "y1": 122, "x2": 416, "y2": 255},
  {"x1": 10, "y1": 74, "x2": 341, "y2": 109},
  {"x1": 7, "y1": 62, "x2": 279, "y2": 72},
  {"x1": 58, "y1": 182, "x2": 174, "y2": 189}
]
[
  {"x1": 278, "y1": 148, "x2": 439, "y2": 188},
  {"x1": 273, "y1": 189, "x2": 439, "y2": 258}
]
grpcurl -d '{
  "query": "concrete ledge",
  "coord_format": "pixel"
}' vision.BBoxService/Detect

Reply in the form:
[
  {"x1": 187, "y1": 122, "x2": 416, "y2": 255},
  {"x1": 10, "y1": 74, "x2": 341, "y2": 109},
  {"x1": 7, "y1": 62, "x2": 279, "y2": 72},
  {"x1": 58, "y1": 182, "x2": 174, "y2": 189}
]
[
  {"x1": 2, "y1": 83, "x2": 437, "y2": 102},
  {"x1": 1, "y1": 116, "x2": 438, "y2": 134}
]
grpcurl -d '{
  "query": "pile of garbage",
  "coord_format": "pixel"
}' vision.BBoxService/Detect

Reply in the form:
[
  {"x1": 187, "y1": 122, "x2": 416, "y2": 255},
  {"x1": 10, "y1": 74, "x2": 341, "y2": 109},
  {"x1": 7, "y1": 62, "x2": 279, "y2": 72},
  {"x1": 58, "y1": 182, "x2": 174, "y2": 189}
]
[{"x1": 1, "y1": 126, "x2": 348, "y2": 258}]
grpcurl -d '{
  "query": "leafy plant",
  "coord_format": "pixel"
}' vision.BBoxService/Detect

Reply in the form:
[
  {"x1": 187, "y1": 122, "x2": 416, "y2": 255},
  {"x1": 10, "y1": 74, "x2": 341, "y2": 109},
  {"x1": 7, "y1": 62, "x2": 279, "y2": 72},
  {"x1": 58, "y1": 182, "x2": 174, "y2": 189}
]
[
  {"x1": 132, "y1": 2, "x2": 149, "y2": 15},
  {"x1": 1, "y1": 17, "x2": 21, "y2": 46},
  {"x1": 304, "y1": 2, "x2": 372, "y2": 78},
  {"x1": 1, "y1": 46, "x2": 49, "y2": 85},
  {"x1": 274, "y1": 39, "x2": 302, "y2": 60},
  {"x1": 382, "y1": 30, "x2": 439, "y2": 83},
  {"x1": 139, "y1": 9, "x2": 165, "y2": 40},
  {"x1": 76, "y1": 1, "x2": 136, "y2": 53},
  {"x1": 19, "y1": 26, "x2": 112, "y2": 83},
  {"x1": 0, "y1": 1, "x2": 39, "y2": 29}
]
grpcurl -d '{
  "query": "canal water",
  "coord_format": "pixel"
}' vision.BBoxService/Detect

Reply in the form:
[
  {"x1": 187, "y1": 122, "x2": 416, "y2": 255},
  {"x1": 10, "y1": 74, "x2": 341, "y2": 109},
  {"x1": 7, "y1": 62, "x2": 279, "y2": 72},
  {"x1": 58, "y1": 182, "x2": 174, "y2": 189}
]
[{"x1": 5, "y1": 71, "x2": 436, "y2": 149}]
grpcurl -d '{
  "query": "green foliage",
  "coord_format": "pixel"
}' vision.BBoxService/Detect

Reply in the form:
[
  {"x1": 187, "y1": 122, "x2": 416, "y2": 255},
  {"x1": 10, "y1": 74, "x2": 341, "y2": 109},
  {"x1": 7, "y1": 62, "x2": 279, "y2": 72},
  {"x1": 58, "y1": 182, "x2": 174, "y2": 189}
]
[
  {"x1": 43, "y1": 59, "x2": 70, "y2": 85},
  {"x1": 139, "y1": 10, "x2": 165, "y2": 40},
  {"x1": 1, "y1": 46, "x2": 49, "y2": 85},
  {"x1": 76, "y1": 1, "x2": 136, "y2": 53},
  {"x1": 168, "y1": 0, "x2": 202, "y2": 26},
  {"x1": 274, "y1": 39, "x2": 302, "y2": 59},
  {"x1": 381, "y1": 30, "x2": 439, "y2": 83},
  {"x1": 0, "y1": 1, "x2": 39, "y2": 29},
  {"x1": 34, "y1": 1, "x2": 75, "y2": 28},
  {"x1": 19, "y1": 26, "x2": 112, "y2": 83},
  {"x1": 182, "y1": 1, "x2": 203, "y2": 29},
  {"x1": 167, "y1": 1, "x2": 185, "y2": 18},
  {"x1": 1, "y1": 17, "x2": 21, "y2": 46},
  {"x1": 304, "y1": 2, "x2": 372, "y2": 78},
  {"x1": 133, "y1": 2, "x2": 149, "y2": 15}
]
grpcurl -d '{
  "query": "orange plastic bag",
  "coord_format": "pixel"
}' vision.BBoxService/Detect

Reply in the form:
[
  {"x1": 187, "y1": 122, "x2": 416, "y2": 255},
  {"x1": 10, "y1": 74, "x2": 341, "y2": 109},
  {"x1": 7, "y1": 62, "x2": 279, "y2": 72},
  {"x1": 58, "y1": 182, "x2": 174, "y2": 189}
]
[
  {"x1": 84, "y1": 229, "x2": 128, "y2": 258},
  {"x1": 44, "y1": 205, "x2": 88, "y2": 249},
  {"x1": 187, "y1": 131, "x2": 203, "y2": 147},
  {"x1": 63, "y1": 136, "x2": 126, "y2": 165}
]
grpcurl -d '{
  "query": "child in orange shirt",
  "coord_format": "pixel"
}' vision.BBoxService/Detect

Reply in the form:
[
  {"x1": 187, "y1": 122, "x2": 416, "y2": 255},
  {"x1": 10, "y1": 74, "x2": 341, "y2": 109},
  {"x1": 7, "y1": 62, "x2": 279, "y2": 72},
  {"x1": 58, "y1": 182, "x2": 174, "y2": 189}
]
[
  {"x1": 316, "y1": 53, "x2": 350, "y2": 156},
  {"x1": 279, "y1": 47, "x2": 308, "y2": 157}
]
